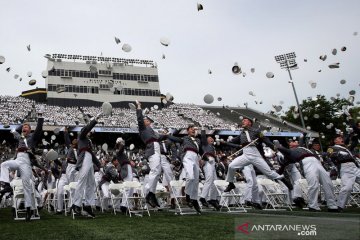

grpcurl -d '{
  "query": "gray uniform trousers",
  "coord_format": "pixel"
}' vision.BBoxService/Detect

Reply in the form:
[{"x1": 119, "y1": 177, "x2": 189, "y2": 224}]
[
  {"x1": 73, "y1": 152, "x2": 96, "y2": 207},
  {"x1": 121, "y1": 164, "x2": 134, "y2": 208},
  {"x1": 200, "y1": 156, "x2": 218, "y2": 201},
  {"x1": 242, "y1": 165, "x2": 261, "y2": 204},
  {"x1": 183, "y1": 151, "x2": 200, "y2": 200},
  {"x1": 0, "y1": 153, "x2": 36, "y2": 209},
  {"x1": 338, "y1": 162, "x2": 360, "y2": 208},
  {"x1": 145, "y1": 142, "x2": 162, "y2": 195},
  {"x1": 160, "y1": 154, "x2": 175, "y2": 198},
  {"x1": 286, "y1": 163, "x2": 303, "y2": 200},
  {"x1": 226, "y1": 146, "x2": 281, "y2": 183},
  {"x1": 66, "y1": 163, "x2": 78, "y2": 206},
  {"x1": 302, "y1": 156, "x2": 337, "y2": 210},
  {"x1": 56, "y1": 173, "x2": 68, "y2": 211}
]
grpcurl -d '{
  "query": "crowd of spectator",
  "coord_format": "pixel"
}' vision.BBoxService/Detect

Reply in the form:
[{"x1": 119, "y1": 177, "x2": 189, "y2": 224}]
[{"x1": 0, "y1": 96, "x2": 236, "y2": 130}]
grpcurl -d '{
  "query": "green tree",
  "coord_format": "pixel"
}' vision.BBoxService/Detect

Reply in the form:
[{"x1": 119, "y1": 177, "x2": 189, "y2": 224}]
[{"x1": 282, "y1": 95, "x2": 358, "y2": 146}]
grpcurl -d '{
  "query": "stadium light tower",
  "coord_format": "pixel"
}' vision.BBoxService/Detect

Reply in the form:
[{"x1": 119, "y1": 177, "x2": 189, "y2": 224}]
[{"x1": 275, "y1": 52, "x2": 306, "y2": 130}]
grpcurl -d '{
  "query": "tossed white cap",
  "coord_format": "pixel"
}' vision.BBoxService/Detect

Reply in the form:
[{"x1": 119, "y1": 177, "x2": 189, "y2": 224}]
[
  {"x1": 160, "y1": 37, "x2": 170, "y2": 47},
  {"x1": 266, "y1": 72, "x2": 274, "y2": 78},
  {"x1": 128, "y1": 103, "x2": 136, "y2": 110},
  {"x1": 0, "y1": 55, "x2": 5, "y2": 64},
  {"x1": 319, "y1": 55, "x2": 327, "y2": 61},
  {"x1": 102, "y1": 102, "x2": 113, "y2": 116},
  {"x1": 203, "y1": 94, "x2": 214, "y2": 104},
  {"x1": 29, "y1": 79, "x2": 36, "y2": 86},
  {"x1": 122, "y1": 43, "x2": 132, "y2": 52},
  {"x1": 42, "y1": 70, "x2": 48, "y2": 78}
]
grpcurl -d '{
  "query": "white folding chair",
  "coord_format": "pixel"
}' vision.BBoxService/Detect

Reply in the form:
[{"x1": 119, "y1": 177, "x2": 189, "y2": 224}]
[
  {"x1": 214, "y1": 180, "x2": 247, "y2": 213},
  {"x1": 155, "y1": 183, "x2": 170, "y2": 208},
  {"x1": 63, "y1": 184, "x2": 71, "y2": 216},
  {"x1": 169, "y1": 180, "x2": 198, "y2": 215},
  {"x1": 297, "y1": 178, "x2": 309, "y2": 202},
  {"x1": 11, "y1": 178, "x2": 39, "y2": 220},
  {"x1": 257, "y1": 178, "x2": 292, "y2": 211},
  {"x1": 123, "y1": 181, "x2": 150, "y2": 217},
  {"x1": 350, "y1": 182, "x2": 360, "y2": 207},
  {"x1": 96, "y1": 185, "x2": 105, "y2": 213},
  {"x1": 109, "y1": 183, "x2": 124, "y2": 215},
  {"x1": 45, "y1": 188, "x2": 57, "y2": 213}
]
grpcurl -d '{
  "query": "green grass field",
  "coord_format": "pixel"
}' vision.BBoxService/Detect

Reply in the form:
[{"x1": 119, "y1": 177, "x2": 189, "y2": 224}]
[{"x1": 0, "y1": 207, "x2": 359, "y2": 240}]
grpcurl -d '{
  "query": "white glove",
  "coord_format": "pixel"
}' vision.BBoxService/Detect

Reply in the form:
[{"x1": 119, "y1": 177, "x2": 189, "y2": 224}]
[
  {"x1": 343, "y1": 108, "x2": 351, "y2": 117},
  {"x1": 38, "y1": 105, "x2": 45, "y2": 116},
  {"x1": 92, "y1": 113, "x2": 102, "y2": 121},
  {"x1": 116, "y1": 137, "x2": 125, "y2": 144},
  {"x1": 11, "y1": 128, "x2": 16, "y2": 133},
  {"x1": 273, "y1": 140, "x2": 281, "y2": 148}
]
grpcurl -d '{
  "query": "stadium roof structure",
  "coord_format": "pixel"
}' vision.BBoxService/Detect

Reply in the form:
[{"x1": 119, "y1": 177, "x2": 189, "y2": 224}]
[{"x1": 201, "y1": 105, "x2": 319, "y2": 137}]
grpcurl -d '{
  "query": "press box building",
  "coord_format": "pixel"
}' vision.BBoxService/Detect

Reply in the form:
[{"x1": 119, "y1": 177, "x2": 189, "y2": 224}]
[{"x1": 44, "y1": 53, "x2": 161, "y2": 108}]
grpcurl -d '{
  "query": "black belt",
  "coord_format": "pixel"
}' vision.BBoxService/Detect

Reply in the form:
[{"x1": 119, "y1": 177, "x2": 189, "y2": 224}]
[
  {"x1": 203, "y1": 152, "x2": 216, "y2": 158},
  {"x1": 184, "y1": 148, "x2": 198, "y2": 154},
  {"x1": 298, "y1": 153, "x2": 316, "y2": 162},
  {"x1": 339, "y1": 160, "x2": 356, "y2": 164},
  {"x1": 145, "y1": 138, "x2": 159, "y2": 144},
  {"x1": 17, "y1": 147, "x2": 29, "y2": 152}
]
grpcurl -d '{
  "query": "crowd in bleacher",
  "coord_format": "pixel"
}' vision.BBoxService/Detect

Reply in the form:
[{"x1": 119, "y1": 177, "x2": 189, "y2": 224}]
[{"x1": 0, "y1": 96, "x2": 235, "y2": 130}]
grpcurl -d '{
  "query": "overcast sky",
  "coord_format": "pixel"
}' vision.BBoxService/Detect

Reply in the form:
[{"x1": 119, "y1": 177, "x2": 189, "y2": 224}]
[{"x1": 0, "y1": 0, "x2": 359, "y2": 113}]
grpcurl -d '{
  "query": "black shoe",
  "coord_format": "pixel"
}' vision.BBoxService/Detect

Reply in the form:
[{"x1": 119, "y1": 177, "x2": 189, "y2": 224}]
[
  {"x1": 120, "y1": 206, "x2": 128, "y2": 214},
  {"x1": 50, "y1": 204, "x2": 55, "y2": 212},
  {"x1": 186, "y1": 194, "x2": 193, "y2": 208},
  {"x1": 11, "y1": 207, "x2": 16, "y2": 218},
  {"x1": 245, "y1": 201, "x2": 253, "y2": 207},
  {"x1": 308, "y1": 207, "x2": 321, "y2": 212},
  {"x1": 26, "y1": 207, "x2": 31, "y2": 222},
  {"x1": 151, "y1": 194, "x2": 161, "y2": 208},
  {"x1": 55, "y1": 211, "x2": 63, "y2": 215},
  {"x1": 71, "y1": 204, "x2": 81, "y2": 215},
  {"x1": 95, "y1": 206, "x2": 101, "y2": 211},
  {"x1": 208, "y1": 200, "x2": 220, "y2": 211},
  {"x1": 170, "y1": 198, "x2": 176, "y2": 209},
  {"x1": 224, "y1": 183, "x2": 236, "y2": 192},
  {"x1": 146, "y1": 192, "x2": 156, "y2": 208},
  {"x1": 328, "y1": 208, "x2": 339, "y2": 213},
  {"x1": 293, "y1": 197, "x2": 306, "y2": 208},
  {"x1": 200, "y1": 198, "x2": 209, "y2": 208},
  {"x1": 192, "y1": 200, "x2": 201, "y2": 214},
  {"x1": 338, "y1": 207, "x2": 343, "y2": 212},
  {"x1": 252, "y1": 202, "x2": 263, "y2": 210},
  {"x1": 83, "y1": 205, "x2": 95, "y2": 218}
]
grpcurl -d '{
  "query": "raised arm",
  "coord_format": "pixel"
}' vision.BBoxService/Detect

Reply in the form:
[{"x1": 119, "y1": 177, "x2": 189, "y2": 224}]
[
  {"x1": 136, "y1": 101, "x2": 146, "y2": 131},
  {"x1": 167, "y1": 135, "x2": 184, "y2": 144},
  {"x1": 31, "y1": 117, "x2": 44, "y2": 146},
  {"x1": 64, "y1": 127, "x2": 71, "y2": 147},
  {"x1": 79, "y1": 119, "x2": 97, "y2": 139},
  {"x1": 200, "y1": 129, "x2": 207, "y2": 146}
]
